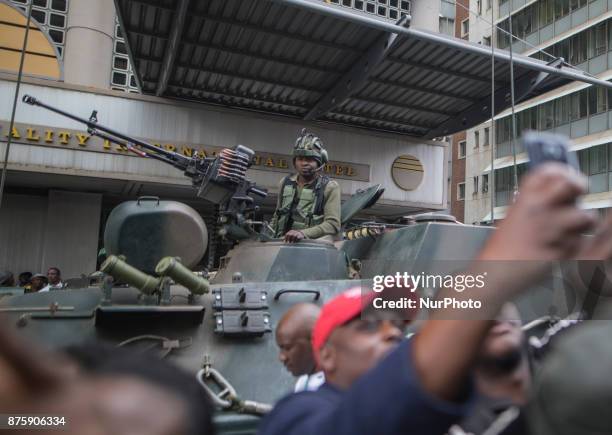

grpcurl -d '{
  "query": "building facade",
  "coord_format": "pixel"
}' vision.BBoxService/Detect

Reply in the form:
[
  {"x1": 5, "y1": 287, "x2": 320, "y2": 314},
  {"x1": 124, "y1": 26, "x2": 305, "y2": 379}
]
[
  {"x1": 0, "y1": 0, "x2": 450, "y2": 278},
  {"x1": 456, "y1": 0, "x2": 612, "y2": 224}
]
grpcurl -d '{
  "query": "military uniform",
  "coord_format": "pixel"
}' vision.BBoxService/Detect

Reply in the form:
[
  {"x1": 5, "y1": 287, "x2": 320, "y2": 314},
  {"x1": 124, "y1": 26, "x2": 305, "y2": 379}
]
[
  {"x1": 269, "y1": 129, "x2": 341, "y2": 240},
  {"x1": 270, "y1": 173, "x2": 341, "y2": 239}
]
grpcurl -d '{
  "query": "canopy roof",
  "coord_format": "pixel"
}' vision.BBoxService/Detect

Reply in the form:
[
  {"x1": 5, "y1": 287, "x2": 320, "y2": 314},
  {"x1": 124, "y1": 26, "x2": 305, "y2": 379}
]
[{"x1": 115, "y1": 0, "x2": 612, "y2": 138}]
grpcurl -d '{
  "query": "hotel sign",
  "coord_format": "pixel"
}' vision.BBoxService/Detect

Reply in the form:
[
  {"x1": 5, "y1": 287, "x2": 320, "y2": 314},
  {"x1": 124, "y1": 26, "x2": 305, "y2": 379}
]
[
  {"x1": 0, "y1": 120, "x2": 370, "y2": 181},
  {"x1": 0, "y1": 121, "x2": 370, "y2": 181}
]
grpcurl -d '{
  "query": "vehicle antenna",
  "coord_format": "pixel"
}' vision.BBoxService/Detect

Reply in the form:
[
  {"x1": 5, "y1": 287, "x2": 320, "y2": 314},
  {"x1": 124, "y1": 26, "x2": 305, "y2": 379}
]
[{"x1": 0, "y1": 0, "x2": 34, "y2": 211}]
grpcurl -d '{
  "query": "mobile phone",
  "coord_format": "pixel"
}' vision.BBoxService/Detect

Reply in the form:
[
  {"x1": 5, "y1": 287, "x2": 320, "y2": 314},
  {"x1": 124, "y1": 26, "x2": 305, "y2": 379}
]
[{"x1": 524, "y1": 131, "x2": 579, "y2": 171}]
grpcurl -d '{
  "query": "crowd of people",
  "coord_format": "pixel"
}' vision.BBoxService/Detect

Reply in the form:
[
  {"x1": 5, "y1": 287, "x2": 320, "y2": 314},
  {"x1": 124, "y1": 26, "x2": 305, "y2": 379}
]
[
  {"x1": 2, "y1": 162, "x2": 612, "y2": 435},
  {"x1": 0, "y1": 267, "x2": 65, "y2": 292},
  {"x1": 262, "y1": 162, "x2": 612, "y2": 435}
]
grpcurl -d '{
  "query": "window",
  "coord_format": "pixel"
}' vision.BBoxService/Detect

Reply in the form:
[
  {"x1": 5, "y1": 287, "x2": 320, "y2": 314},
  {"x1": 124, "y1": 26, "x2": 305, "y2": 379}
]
[
  {"x1": 111, "y1": 16, "x2": 140, "y2": 93},
  {"x1": 473, "y1": 176, "x2": 479, "y2": 196},
  {"x1": 476, "y1": 0, "x2": 482, "y2": 15},
  {"x1": 483, "y1": 127, "x2": 490, "y2": 146},
  {"x1": 439, "y1": 17, "x2": 455, "y2": 36},
  {"x1": 555, "y1": 95, "x2": 570, "y2": 126},
  {"x1": 497, "y1": 19, "x2": 510, "y2": 49},
  {"x1": 539, "y1": 0, "x2": 554, "y2": 28},
  {"x1": 538, "y1": 102, "x2": 555, "y2": 130},
  {"x1": 570, "y1": 0, "x2": 587, "y2": 10},
  {"x1": 555, "y1": 0, "x2": 570, "y2": 20},
  {"x1": 482, "y1": 174, "x2": 489, "y2": 193},
  {"x1": 474, "y1": 131, "x2": 480, "y2": 148},
  {"x1": 589, "y1": 22, "x2": 607, "y2": 58},
  {"x1": 457, "y1": 183, "x2": 465, "y2": 201},
  {"x1": 589, "y1": 86, "x2": 607, "y2": 115},
  {"x1": 344, "y1": 0, "x2": 407, "y2": 19},
  {"x1": 458, "y1": 140, "x2": 466, "y2": 158},
  {"x1": 483, "y1": 36, "x2": 491, "y2": 46},
  {"x1": 570, "y1": 31, "x2": 588, "y2": 65},
  {"x1": 570, "y1": 89, "x2": 589, "y2": 120},
  {"x1": 461, "y1": 18, "x2": 469, "y2": 37},
  {"x1": 9, "y1": 0, "x2": 68, "y2": 58}
]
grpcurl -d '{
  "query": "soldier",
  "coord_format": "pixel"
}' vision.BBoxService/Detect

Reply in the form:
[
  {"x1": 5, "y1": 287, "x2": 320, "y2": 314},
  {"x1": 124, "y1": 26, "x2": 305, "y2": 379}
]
[{"x1": 270, "y1": 129, "x2": 341, "y2": 243}]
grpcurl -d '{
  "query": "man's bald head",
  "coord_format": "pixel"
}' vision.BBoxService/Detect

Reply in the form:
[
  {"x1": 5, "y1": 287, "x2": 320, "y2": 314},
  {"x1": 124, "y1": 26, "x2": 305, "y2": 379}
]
[{"x1": 275, "y1": 303, "x2": 320, "y2": 376}]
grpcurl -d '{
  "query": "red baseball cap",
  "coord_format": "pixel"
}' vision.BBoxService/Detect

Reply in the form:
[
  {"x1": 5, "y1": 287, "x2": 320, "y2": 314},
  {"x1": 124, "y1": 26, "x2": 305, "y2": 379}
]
[{"x1": 311, "y1": 287, "x2": 375, "y2": 360}]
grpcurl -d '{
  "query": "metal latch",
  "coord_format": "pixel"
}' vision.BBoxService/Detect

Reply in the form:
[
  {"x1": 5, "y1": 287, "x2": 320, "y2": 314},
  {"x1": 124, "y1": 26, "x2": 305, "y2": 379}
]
[
  {"x1": 212, "y1": 287, "x2": 268, "y2": 309},
  {"x1": 214, "y1": 310, "x2": 271, "y2": 337}
]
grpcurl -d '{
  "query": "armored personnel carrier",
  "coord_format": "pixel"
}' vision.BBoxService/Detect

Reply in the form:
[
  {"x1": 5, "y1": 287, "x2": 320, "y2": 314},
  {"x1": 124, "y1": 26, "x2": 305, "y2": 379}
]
[{"x1": 0, "y1": 94, "x2": 524, "y2": 434}]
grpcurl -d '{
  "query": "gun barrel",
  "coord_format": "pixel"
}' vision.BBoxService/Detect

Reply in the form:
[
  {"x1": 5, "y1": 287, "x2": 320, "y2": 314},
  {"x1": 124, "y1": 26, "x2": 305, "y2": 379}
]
[{"x1": 22, "y1": 94, "x2": 191, "y2": 170}]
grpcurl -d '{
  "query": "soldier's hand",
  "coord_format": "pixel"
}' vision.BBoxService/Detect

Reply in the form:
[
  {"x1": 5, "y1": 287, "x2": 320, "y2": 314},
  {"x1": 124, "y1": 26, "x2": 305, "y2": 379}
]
[{"x1": 284, "y1": 230, "x2": 305, "y2": 243}]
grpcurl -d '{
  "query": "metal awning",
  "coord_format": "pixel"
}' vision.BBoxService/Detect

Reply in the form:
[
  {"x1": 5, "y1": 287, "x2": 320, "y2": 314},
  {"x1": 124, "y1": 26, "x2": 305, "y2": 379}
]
[{"x1": 114, "y1": 0, "x2": 612, "y2": 139}]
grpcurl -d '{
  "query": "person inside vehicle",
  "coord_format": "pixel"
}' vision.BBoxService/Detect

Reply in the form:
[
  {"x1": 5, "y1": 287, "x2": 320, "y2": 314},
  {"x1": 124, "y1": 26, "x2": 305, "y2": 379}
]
[{"x1": 269, "y1": 129, "x2": 341, "y2": 243}]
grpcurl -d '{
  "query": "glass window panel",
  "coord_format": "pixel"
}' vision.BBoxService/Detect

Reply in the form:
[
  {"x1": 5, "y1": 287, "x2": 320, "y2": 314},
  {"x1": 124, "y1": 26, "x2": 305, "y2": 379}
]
[
  {"x1": 589, "y1": 145, "x2": 607, "y2": 174},
  {"x1": 113, "y1": 56, "x2": 128, "y2": 70},
  {"x1": 33, "y1": 0, "x2": 47, "y2": 6},
  {"x1": 115, "y1": 41, "x2": 127, "y2": 55},
  {"x1": 596, "y1": 22, "x2": 608, "y2": 56},
  {"x1": 578, "y1": 149, "x2": 589, "y2": 174},
  {"x1": 112, "y1": 72, "x2": 127, "y2": 86},
  {"x1": 539, "y1": 103, "x2": 554, "y2": 130},
  {"x1": 51, "y1": 0, "x2": 66, "y2": 11},
  {"x1": 571, "y1": 32, "x2": 588, "y2": 64},
  {"x1": 31, "y1": 9, "x2": 46, "y2": 24},
  {"x1": 482, "y1": 174, "x2": 489, "y2": 193},
  {"x1": 580, "y1": 89, "x2": 589, "y2": 118},
  {"x1": 589, "y1": 87, "x2": 607, "y2": 115},
  {"x1": 48, "y1": 29, "x2": 63, "y2": 44},
  {"x1": 570, "y1": 92, "x2": 581, "y2": 121},
  {"x1": 49, "y1": 13, "x2": 65, "y2": 28},
  {"x1": 589, "y1": 173, "x2": 608, "y2": 193}
]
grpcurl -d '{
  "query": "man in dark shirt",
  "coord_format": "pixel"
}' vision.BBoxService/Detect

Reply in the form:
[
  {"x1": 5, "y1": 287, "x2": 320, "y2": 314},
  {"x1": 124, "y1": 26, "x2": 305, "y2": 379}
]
[
  {"x1": 450, "y1": 303, "x2": 530, "y2": 435},
  {"x1": 259, "y1": 163, "x2": 608, "y2": 435}
]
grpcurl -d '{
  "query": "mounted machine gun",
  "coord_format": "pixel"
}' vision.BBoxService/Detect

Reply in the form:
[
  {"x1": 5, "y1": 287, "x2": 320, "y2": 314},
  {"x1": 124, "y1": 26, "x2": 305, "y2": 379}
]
[{"x1": 22, "y1": 94, "x2": 268, "y2": 241}]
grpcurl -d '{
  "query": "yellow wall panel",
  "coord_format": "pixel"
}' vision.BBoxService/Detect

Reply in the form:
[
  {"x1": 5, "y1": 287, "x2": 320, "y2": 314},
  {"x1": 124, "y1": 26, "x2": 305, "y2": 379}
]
[
  {"x1": 0, "y1": 49, "x2": 60, "y2": 79},
  {"x1": 0, "y1": 3, "x2": 33, "y2": 27},
  {"x1": 0, "y1": 3, "x2": 61, "y2": 79},
  {"x1": 0, "y1": 24, "x2": 56, "y2": 56}
]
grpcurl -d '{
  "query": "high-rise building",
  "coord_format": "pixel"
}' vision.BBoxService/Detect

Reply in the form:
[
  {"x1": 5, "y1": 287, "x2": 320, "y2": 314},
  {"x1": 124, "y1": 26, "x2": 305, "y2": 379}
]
[{"x1": 462, "y1": 0, "x2": 612, "y2": 224}]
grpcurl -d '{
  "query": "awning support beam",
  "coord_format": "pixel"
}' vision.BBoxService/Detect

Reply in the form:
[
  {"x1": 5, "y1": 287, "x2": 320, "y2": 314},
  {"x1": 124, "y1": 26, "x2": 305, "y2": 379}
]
[
  {"x1": 370, "y1": 77, "x2": 479, "y2": 103},
  {"x1": 425, "y1": 59, "x2": 564, "y2": 139},
  {"x1": 156, "y1": 0, "x2": 189, "y2": 96},
  {"x1": 304, "y1": 14, "x2": 410, "y2": 120}
]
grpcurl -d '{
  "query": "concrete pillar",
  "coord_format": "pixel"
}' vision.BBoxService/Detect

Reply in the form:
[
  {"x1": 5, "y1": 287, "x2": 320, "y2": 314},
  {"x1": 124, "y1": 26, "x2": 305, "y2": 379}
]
[
  {"x1": 41, "y1": 190, "x2": 102, "y2": 279},
  {"x1": 63, "y1": 0, "x2": 115, "y2": 89}
]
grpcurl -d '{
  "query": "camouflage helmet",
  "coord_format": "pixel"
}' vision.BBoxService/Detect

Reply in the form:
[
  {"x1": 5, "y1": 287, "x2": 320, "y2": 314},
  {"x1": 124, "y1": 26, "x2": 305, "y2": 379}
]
[{"x1": 293, "y1": 128, "x2": 329, "y2": 166}]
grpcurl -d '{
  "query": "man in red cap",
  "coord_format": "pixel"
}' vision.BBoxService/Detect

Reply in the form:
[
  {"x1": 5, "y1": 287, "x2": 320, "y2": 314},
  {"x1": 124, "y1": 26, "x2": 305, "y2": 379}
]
[{"x1": 259, "y1": 163, "x2": 612, "y2": 435}]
